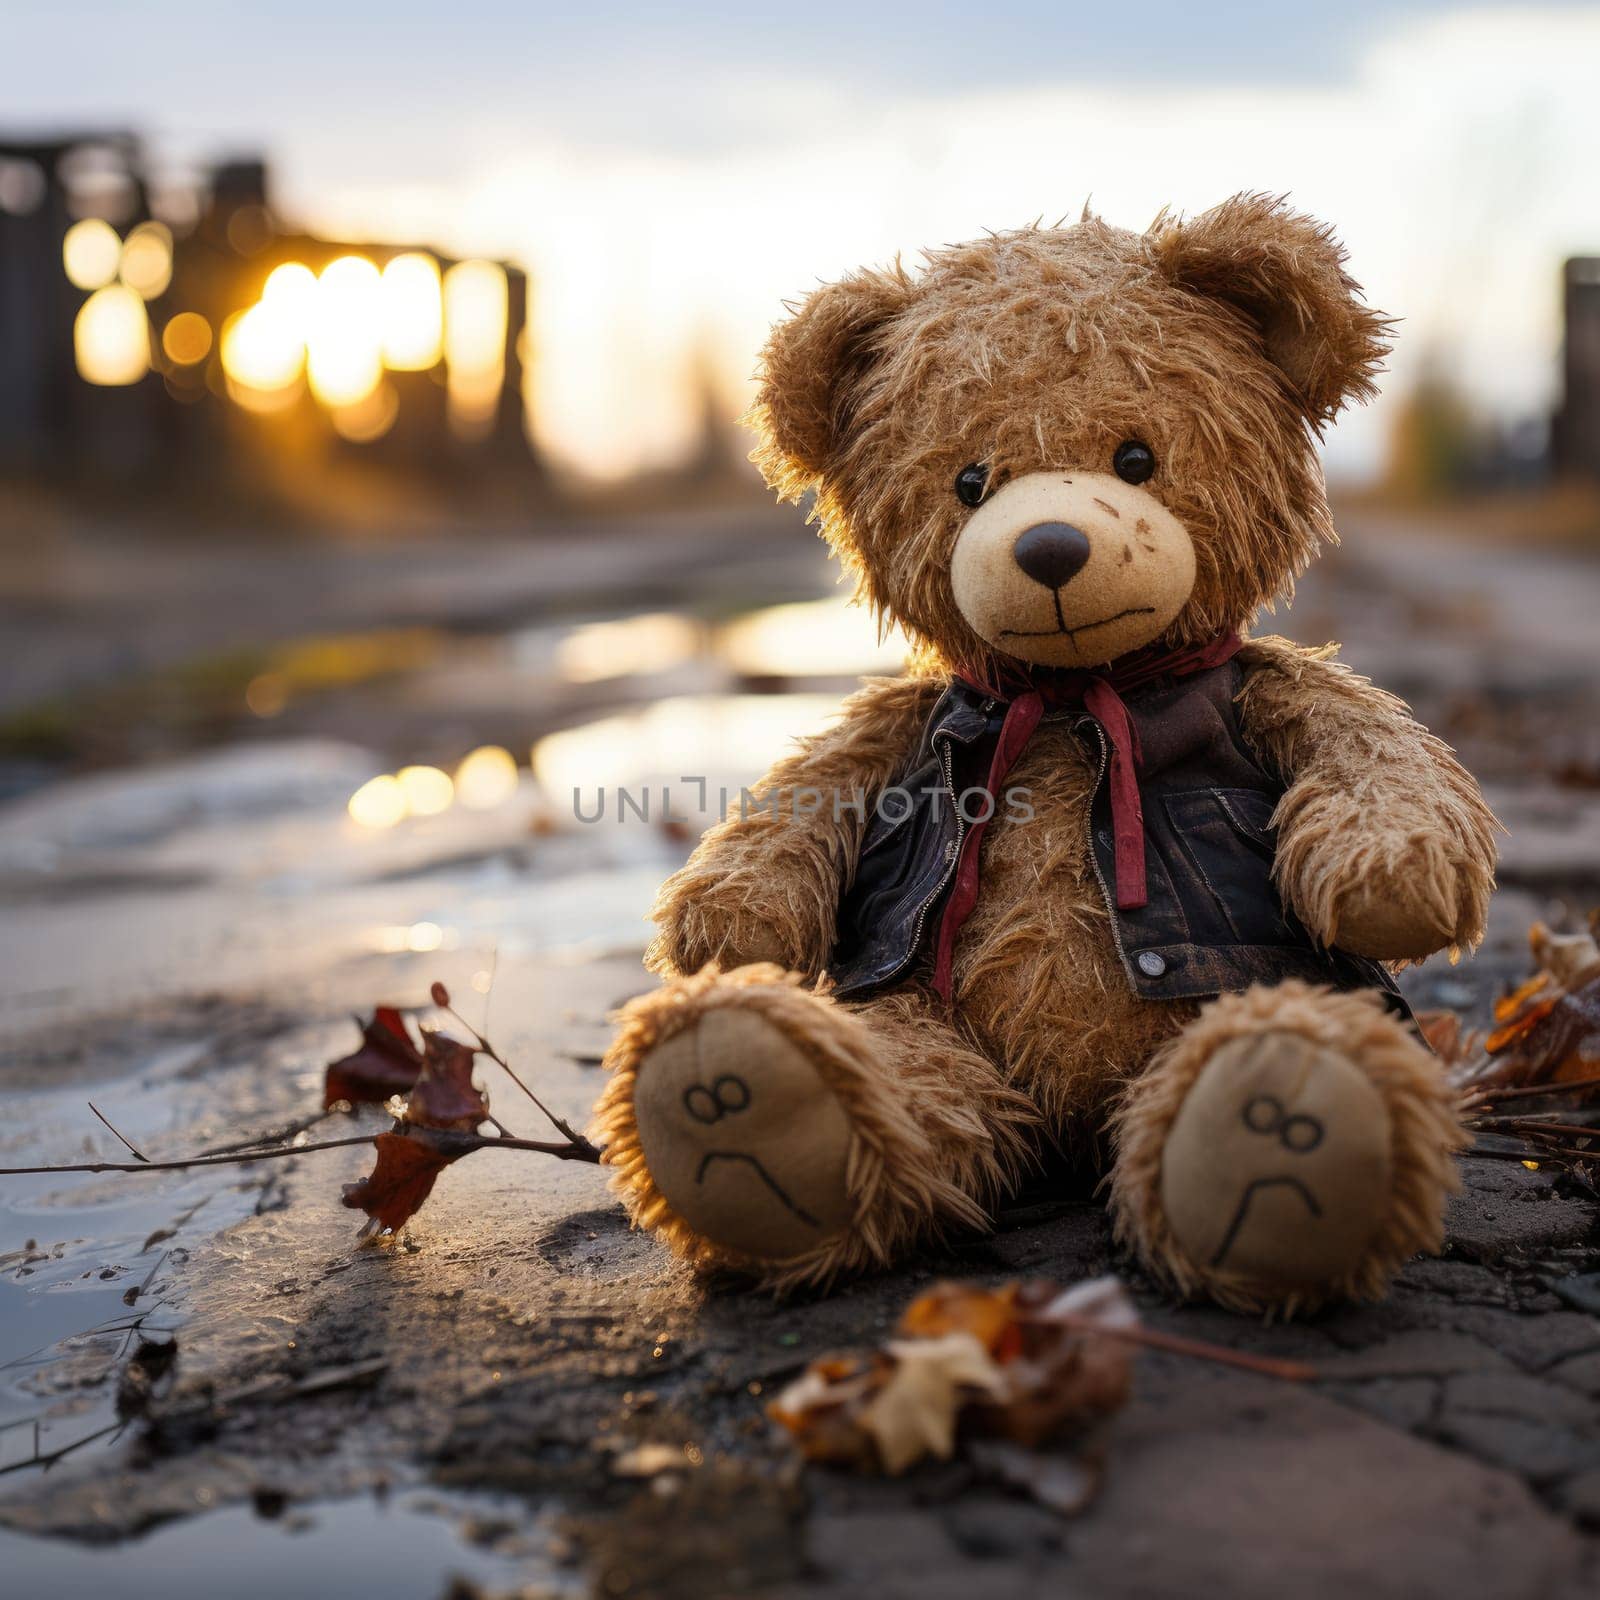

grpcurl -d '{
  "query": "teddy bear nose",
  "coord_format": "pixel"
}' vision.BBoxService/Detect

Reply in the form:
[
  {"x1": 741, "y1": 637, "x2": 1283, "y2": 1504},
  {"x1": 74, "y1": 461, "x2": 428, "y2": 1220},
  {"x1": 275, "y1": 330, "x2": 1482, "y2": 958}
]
[{"x1": 1012, "y1": 522, "x2": 1092, "y2": 590}]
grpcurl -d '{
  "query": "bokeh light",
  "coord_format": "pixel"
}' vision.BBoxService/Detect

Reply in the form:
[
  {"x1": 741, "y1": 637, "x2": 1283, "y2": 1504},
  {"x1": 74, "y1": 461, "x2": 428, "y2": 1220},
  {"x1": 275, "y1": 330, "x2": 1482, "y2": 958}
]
[
  {"x1": 220, "y1": 302, "x2": 304, "y2": 395},
  {"x1": 62, "y1": 218, "x2": 122, "y2": 290},
  {"x1": 118, "y1": 221, "x2": 173, "y2": 300},
  {"x1": 262, "y1": 261, "x2": 318, "y2": 320},
  {"x1": 443, "y1": 259, "x2": 507, "y2": 440},
  {"x1": 308, "y1": 255, "x2": 383, "y2": 408},
  {"x1": 74, "y1": 285, "x2": 150, "y2": 385},
  {"x1": 397, "y1": 764, "x2": 454, "y2": 816},
  {"x1": 161, "y1": 311, "x2": 212, "y2": 366},
  {"x1": 556, "y1": 613, "x2": 701, "y2": 683},
  {"x1": 454, "y1": 745, "x2": 520, "y2": 810},
  {"x1": 380, "y1": 253, "x2": 444, "y2": 370},
  {"x1": 348, "y1": 774, "x2": 407, "y2": 829},
  {"x1": 244, "y1": 672, "x2": 289, "y2": 717},
  {"x1": 0, "y1": 156, "x2": 47, "y2": 216},
  {"x1": 331, "y1": 381, "x2": 399, "y2": 443}
]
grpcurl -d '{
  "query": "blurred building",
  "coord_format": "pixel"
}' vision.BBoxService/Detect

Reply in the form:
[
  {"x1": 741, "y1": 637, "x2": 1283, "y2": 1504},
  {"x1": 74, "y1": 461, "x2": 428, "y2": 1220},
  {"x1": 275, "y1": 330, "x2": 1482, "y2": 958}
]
[
  {"x1": 0, "y1": 132, "x2": 542, "y2": 509},
  {"x1": 1554, "y1": 257, "x2": 1600, "y2": 483}
]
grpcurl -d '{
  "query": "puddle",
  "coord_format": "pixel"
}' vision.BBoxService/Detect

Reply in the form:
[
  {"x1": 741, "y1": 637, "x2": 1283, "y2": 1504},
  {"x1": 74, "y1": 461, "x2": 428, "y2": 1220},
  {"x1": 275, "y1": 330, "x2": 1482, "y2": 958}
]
[
  {"x1": 0, "y1": 1027, "x2": 316, "y2": 1477},
  {"x1": 515, "y1": 592, "x2": 908, "y2": 688},
  {"x1": 533, "y1": 691, "x2": 845, "y2": 819},
  {"x1": 0, "y1": 1489, "x2": 548, "y2": 1599}
]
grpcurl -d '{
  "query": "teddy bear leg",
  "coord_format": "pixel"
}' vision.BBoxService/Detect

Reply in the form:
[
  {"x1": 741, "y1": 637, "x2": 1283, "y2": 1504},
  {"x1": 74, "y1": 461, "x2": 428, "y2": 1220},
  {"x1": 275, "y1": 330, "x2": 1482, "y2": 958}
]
[
  {"x1": 591, "y1": 965, "x2": 1039, "y2": 1290},
  {"x1": 1108, "y1": 980, "x2": 1467, "y2": 1315}
]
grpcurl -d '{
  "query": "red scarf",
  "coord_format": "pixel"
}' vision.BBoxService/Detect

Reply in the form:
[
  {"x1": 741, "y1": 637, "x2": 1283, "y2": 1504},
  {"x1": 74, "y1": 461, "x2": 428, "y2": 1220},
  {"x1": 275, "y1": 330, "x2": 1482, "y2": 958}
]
[{"x1": 932, "y1": 631, "x2": 1242, "y2": 999}]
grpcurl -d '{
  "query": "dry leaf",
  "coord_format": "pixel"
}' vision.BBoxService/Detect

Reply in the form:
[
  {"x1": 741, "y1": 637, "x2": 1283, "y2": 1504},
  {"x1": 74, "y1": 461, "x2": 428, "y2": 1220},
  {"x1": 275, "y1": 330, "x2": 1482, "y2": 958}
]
[
  {"x1": 1530, "y1": 923, "x2": 1600, "y2": 988},
  {"x1": 341, "y1": 1127, "x2": 469, "y2": 1232},
  {"x1": 324, "y1": 1007, "x2": 424, "y2": 1109},
  {"x1": 769, "y1": 1276, "x2": 1137, "y2": 1478},
  {"x1": 858, "y1": 1333, "x2": 1005, "y2": 1475},
  {"x1": 405, "y1": 1032, "x2": 489, "y2": 1130},
  {"x1": 1447, "y1": 921, "x2": 1600, "y2": 1094}
]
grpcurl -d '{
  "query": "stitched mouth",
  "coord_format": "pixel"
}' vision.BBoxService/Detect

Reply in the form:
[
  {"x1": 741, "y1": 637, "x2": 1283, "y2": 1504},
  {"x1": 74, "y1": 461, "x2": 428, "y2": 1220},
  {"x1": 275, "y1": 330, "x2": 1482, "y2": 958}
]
[
  {"x1": 695, "y1": 1150, "x2": 820, "y2": 1227},
  {"x1": 1208, "y1": 1175, "x2": 1323, "y2": 1269},
  {"x1": 999, "y1": 605, "x2": 1156, "y2": 642}
]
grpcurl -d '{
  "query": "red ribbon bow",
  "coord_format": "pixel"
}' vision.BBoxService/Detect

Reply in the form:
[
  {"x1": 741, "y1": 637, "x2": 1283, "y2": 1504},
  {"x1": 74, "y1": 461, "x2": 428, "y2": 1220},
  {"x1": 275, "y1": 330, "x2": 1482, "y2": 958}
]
[{"x1": 931, "y1": 631, "x2": 1242, "y2": 1000}]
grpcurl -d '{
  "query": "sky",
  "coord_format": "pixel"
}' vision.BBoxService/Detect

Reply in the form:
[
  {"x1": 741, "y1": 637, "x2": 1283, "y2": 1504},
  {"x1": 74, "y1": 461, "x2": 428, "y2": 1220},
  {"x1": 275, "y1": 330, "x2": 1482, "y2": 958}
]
[{"x1": 7, "y1": 1, "x2": 1600, "y2": 479}]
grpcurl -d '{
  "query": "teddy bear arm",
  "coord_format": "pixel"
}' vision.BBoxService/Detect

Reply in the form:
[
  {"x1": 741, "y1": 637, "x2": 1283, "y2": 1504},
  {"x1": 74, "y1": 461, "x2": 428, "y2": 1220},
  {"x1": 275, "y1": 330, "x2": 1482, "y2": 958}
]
[
  {"x1": 1235, "y1": 637, "x2": 1499, "y2": 962},
  {"x1": 646, "y1": 674, "x2": 944, "y2": 979}
]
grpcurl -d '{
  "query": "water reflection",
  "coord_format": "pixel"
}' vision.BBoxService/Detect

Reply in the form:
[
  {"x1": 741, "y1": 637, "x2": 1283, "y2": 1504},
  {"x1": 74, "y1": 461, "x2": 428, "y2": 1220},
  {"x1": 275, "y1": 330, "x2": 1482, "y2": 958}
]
[
  {"x1": 533, "y1": 692, "x2": 844, "y2": 829},
  {"x1": 345, "y1": 593, "x2": 903, "y2": 827}
]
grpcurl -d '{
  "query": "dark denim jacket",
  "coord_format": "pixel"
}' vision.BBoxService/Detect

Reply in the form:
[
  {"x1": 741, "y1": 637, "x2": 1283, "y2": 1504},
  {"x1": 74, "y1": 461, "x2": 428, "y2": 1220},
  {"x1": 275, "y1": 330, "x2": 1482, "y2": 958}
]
[{"x1": 827, "y1": 663, "x2": 1402, "y2": 1010}]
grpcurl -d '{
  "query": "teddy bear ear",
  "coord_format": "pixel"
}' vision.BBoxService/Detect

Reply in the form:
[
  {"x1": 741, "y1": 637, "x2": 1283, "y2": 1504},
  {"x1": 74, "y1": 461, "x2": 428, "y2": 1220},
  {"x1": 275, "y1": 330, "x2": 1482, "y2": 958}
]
[
  {"x1": 1151, "y1": 193, "x2": 1391, "y2": 429},
  {"x1": 751, "y1": 265, "x2": 915, "y2": 490}
]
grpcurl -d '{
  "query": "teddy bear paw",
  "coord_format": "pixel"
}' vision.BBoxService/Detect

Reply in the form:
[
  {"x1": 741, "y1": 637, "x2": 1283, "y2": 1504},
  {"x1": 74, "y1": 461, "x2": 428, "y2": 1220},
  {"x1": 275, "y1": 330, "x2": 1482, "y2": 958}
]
[
  {"x1": 1158, "y1": 1029, "x2": 1395, "y2": 1301},
  {"x1": 631, "y1": 1005, "x2": 856, "y2": 1262}
]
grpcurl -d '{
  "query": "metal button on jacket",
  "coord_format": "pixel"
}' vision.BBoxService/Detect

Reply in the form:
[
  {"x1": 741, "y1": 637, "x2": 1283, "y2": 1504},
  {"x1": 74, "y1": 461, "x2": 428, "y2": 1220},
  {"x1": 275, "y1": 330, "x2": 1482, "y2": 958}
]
[{"x1": 1136, "y1": 951, "x2": 1167, "y2": 978}]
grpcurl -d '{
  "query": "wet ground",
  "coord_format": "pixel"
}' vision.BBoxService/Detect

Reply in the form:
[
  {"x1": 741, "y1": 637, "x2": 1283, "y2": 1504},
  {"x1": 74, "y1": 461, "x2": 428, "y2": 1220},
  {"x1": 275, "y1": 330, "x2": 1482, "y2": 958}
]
[{"x1": 1, "y1": 502, "x2": 1598, "y2": 1597}]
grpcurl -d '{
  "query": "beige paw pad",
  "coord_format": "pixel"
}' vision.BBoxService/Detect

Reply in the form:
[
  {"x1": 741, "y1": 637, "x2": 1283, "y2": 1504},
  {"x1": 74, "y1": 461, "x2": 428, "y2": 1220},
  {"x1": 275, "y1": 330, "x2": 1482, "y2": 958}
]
[
  {"x1": 633, "y1": 1006, "x2": 855, "y2": 1261},
  {"x1": 1159, "y1": 1030, "x2": 1393, "y2": 1291}
]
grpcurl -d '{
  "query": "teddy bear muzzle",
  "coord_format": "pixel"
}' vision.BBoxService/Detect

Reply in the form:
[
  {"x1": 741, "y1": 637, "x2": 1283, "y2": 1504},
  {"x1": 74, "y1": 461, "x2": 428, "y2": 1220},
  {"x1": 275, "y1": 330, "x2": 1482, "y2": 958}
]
[{"x1": 950, "y1": 468, "x2": 1197, "y2": 667}]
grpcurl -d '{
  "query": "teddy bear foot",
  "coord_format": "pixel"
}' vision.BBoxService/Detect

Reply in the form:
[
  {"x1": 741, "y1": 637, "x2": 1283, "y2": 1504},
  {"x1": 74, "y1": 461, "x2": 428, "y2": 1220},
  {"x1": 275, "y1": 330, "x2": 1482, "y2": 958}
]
[
  {"x1": 1110, "y1": 983, "x2": 1466, "y2": 1315},
  {"x1": 1161, "y1": 1029, "x2": 1394, "y2": 1300},
  {"x1": 603, "y1": 995, "x2": 858, "y2": 1265}
]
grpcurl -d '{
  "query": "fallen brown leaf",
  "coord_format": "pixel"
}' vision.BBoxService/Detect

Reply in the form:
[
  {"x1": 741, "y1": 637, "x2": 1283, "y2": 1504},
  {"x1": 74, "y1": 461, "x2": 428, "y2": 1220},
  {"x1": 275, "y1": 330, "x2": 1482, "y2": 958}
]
[
  {"x1": 859, "y1": 1333, "x2": 1005, "y2": 1474},
  {"x1": 324, "y1": 1007, "x2": 424, "y2": 1109},
  {"x1": 405, "y1": 1032, "x2": 489, "y2": 1131},
  {"x1": 770, "y1": 1276, "x2": 1138, "y2": 1480},
  {"x1": 341, "y1": 1127, "x2": 468, "y2": 1232}
]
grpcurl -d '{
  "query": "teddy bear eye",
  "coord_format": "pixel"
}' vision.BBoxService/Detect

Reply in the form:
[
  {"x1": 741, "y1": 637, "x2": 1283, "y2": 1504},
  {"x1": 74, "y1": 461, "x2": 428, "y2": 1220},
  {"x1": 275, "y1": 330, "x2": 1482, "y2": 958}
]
[
  {"x1": 954, "y1": 463, "x2": 990, "y2": 507},
  {"x1": 1113, "y1": 440, "x2": 1156, "y2": 485}
]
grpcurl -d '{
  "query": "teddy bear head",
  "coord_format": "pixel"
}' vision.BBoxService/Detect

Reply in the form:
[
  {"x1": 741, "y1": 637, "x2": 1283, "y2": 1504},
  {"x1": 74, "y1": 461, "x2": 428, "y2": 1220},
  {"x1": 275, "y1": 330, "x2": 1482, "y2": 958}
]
[{"x1": 750, "y1": 194, "x2": 1390, "y2": 672}]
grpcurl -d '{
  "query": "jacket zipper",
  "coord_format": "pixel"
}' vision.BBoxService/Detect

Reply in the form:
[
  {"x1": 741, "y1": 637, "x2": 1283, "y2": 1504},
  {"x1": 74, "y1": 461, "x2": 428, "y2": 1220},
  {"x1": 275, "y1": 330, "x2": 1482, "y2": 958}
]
[
  {"x1": 1079, "y1": 718, "x2": 1132, "y2": 975},
  {"x1": 877, "y1": 730, "x2": 966, "y2": 990}
]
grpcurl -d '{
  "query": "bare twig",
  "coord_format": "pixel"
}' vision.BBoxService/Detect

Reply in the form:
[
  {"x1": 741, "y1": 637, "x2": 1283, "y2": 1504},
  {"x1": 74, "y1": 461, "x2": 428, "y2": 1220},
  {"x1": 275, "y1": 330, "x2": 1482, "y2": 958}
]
[
  {"x1": 1042, "y1": 1313, "x2": 1316, "y2": 1383},
  {"x1": 1463, "y1": 1074, "x2": 1600, "y2": 1106},
  {"x1": 433, "y1": 983, "x2": 601, "y2": 1160},
  {"x1": 1476, "y1": 1119, "x2": 1600, "y2": 1142},
  {"x1": 0, "y1": 1126, "x2": 601, "y2": 1179},
  {"x1": 199, "y1": 1107, "x2": 338, "y2": 1157},
  {"x1": 0, "y1": 1418, "x2": 127, "y2": 1479},
  {"x1": 88, "y1": 1103, "x2": 148, "y2": 1162}
]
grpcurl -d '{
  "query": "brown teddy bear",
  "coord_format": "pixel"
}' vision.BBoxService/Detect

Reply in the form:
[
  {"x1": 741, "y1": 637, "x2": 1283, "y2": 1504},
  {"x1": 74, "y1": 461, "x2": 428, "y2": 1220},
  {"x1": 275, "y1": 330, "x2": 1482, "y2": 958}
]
[{"x1": 593, "y1": 194, "x2": 1499, "y2": 1315}]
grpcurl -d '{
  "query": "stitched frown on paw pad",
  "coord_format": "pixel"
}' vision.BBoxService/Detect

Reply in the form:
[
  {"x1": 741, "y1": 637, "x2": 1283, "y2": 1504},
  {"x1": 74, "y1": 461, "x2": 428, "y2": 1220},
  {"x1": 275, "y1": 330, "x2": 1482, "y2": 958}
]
[
  {"x1": 632, "y1": 1006, "x2": 855, "y2": 1261},
  {"x1": 1159, "y1": 1029, "x2": 1393, "y2": 1291}
]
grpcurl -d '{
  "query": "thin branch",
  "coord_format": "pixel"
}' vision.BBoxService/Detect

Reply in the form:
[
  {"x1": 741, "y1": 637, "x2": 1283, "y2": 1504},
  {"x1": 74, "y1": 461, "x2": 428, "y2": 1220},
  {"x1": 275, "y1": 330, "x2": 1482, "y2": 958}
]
[
  {"x1": 437, "y1": 994, "x2": 601, "y2": 1160},
  {"x1": 88, "y1": 1102, "x2": 148, "y2": 1162},
  {"x1": 0, "y1": 1418, "x2": 127, "y2": 1479},
  {"x1": 1476, "y1": 1118, "x2": 1600, "y2": 1141},
  {"x1": 1463, "y1": 1074, "x2": 1600, "y2": 1105},
  {"x1": 0, "y1": 1127, "x2": 601, "y2": 1179},
  {"x1": 1045, "y1": 1313, "x2": 1316, "y2": 1383},
  {"x1": 198, "y1": 1107, "x2": 338, "y2": 1157}
]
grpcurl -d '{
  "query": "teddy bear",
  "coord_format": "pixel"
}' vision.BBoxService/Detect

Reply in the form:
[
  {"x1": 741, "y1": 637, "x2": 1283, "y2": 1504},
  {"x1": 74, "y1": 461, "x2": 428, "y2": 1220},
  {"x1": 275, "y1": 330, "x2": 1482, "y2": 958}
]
[{"x1": 592, "y1": 194, "x2": 1499, "y2": 1315}]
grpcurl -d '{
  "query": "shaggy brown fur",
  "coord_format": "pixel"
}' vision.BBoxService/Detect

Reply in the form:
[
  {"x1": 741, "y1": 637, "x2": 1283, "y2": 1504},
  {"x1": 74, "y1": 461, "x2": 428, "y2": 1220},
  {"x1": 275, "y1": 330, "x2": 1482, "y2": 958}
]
[
  {"x1": 601, "y1": 195, "x2": 1497, "y2": 1312},
  {"x1": 750, "y1": 194, "x2": 1387, "y2": 684},
  {"x1": 1237, "y1": 635, "x2": 1498, "y2": 960},
  {"x1": 1108, "y1": 982, "x2": 1469, "y2": 1315}
]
